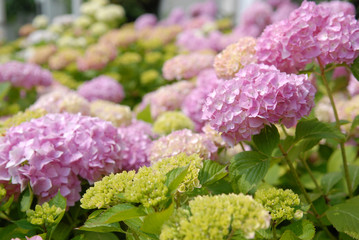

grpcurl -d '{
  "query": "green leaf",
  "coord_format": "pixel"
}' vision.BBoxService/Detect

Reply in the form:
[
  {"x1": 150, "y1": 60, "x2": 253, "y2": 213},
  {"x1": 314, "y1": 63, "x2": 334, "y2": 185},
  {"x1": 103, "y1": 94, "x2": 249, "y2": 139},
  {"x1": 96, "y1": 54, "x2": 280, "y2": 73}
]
[
  {"x1": 198, "y1": 160, "x2": 227, "y2": 185},
  {"x1": 326, "y1": 196, "x2": 359, "y2": 237},
  {"x1": 253, "y1": 124, "x2": 279, "y2": 156},
  {"x1": 81, "y1": 232, "x2": 119, "y2": 240},
  {"x1": 348, "y1": 165, "x2": 359, "y2": 192},
  {"x1": 321, "y1": 172, "x2": 343, "y2": 194},
  {"x1": 327, "y1": 145, "x2": 357, "y2": 172},
  {"x1": 136, "y1": 104, "x2": 153, "y2": 124},
  {"x1": 141, "y1": 202, "x2": 174, "y2": 235},
  {"x1": 280, "y1": 230, "x2": 301, "y2": 240},
  {"x1": 229, "y1": 151, "x2": 270, "y2": 193},
  {"x1": 52, "y1": 222, "x2": 72, "y2": 240},
  {"x1": 20, "y1": 186, "x2": 33, "y2": 212},
  {"x1": 48, "y1": 190, "x2": 67, "y2": 210},
  {"x1": 256, "y1": 228, "x2": 273, "y2": 239},
  {"x1": 0, "y1": 82, "x2": 11, "y2": 100},
  {"x1": 77, "y1": 223, "x2": 125, "y2": 233},
  {"x1": 0, "y1": 194, "x2": 14, "y2": 211},
  {"x1": 349, "y1": 115, "x2": 359, "y2": 136},
  {"x1": 281, "y1": 220, "x2": 315, "y2": 240},
  {"x1": 350, "y1": 56, "x2": 359, "y2": 81},
  {"x1": 295, "y1": 118, "x2": 345, "y2": 142},
  {"x1": 165, "y1": 166, "x2": 189, "y2": 195}
]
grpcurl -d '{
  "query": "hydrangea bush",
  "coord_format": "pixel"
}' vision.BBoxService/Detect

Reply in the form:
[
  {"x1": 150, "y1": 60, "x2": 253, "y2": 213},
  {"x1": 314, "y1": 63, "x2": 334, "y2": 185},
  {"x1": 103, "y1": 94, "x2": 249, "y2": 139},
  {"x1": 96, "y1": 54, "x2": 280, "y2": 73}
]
[{"x1": 1, "y1": 0, "x2": 359, "y2": 239}]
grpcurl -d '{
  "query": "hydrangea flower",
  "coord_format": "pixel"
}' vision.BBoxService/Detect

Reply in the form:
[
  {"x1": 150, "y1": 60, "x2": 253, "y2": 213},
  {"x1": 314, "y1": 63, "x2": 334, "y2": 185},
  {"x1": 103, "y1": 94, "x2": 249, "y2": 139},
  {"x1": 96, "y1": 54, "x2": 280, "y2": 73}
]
[
  {"x1": 202, "y1": 64, "x2": 316, "y2": 145},
  {"x1": 136, "y1": 81, "x2": 195, "y2": 119},
  {"x1": 255, "y1": 187, "x2": 302, "y2": 221},
  {"x1": 153, "y1": 111, "x2": 194, "y2": 135},
  {"x1": 214, "y1": 37, "x2": 257, "y2": 80},
  {"x1": 95, "y1": 4, "x2": 125, "y2": 23},
  {"x1": 49, "y1": 48, "x2": 81, "y2": 70},
  {"x1": 160, "y1": 193, "x2": 270, "y2": 240},
  {"x1": 26, "y1": 202, "x2": 64, "y2": 226},
  {"x1": 28, "y1": 45, "x2": 57, "y2": 65},
  {"x1": 12, "y1": 236, "x2": 43, "y2": 240},
  {"x1": 77, "y1": 75, "x2": 124, "y2": 103},
  {"x1": 162, "y1": 53, "x2": 215, "y2": 80},
  {"x1": 90, "y1": 100, "x2": 132, "y2": 127},
  {"x1": 348, "y1": 75, "x2": 359, "y2": 97},
  {"x1": 176, "y1": 29, "x2": 213, "y2": 52},
  {"x1": 0, "y1": 113, "x2": 123, "y2": 206},
  {"x1": 148, "y1": 129, "x2": 217, "y2": 163},
  {"x1": 189, "y1": 0, "x2": 217, "y2": 18},
  {"x1": 134, "y1": 14, "x2": 157, "y2": 30},
  {"x1": 117, "y1": 120, "x2": 155, "y2": 171},
  {"x1": 99, "y1": 28, "x2": 138, "y2": 48},
  {"x1": 319, "y1": 1, "x2": 356, "y2": 15},
  {"x1": 77, "y1": 43, "x2": 117, "y2": 71},
  {"x1": 0, "y1": 61, "x2": 53, "y2": 89}
]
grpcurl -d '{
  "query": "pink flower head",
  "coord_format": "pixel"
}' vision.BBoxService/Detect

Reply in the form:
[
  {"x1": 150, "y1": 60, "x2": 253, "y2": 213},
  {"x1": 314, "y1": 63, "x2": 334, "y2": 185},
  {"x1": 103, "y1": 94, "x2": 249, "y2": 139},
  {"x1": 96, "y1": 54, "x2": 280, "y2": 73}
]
[
  {"x1": 148, "y1": 129, "x2": 217, "y2": 163},
  {"x1": 137, "y1": 81, "x2": 195, "y2": 119},
  {"x1": 99, "y1": 28, "x2": 138, "y2": 48},
  {"x1": 134, "y1": 14, "x2": 157, "y2": 30},
  {"x1": 77, "y1": 75, "x2": 125, "y2": 103},
  {"x1": 176, "y1": 29, "x2": 212, "y2": 52},
  {"x1": 271, "y1": 2, "x2": 298, "y2": 23},
  {"x1": 202, "y1": 64, "x2": 316, "y2": 145},
  {"x1": 160, "y1": 7, "x2": 187, "y2": 26},
  {"x1": 0, "y1": 113, "x2": 123, "y2": 206},
  {"x1": 162, "y1": 53, "x2": 215, "y2": 80},
  {"x1": 77, "y1": 43, "x2": 117, "y2": 71},
  {"x1": 348, "y1": 74, "x2": 359, "y2": 97},
  {"x1": 117, "y1": 120, "x2": 156, "y2": 171},
  {"x1": 319, "y1": 1, "x2": 356, "y2": 15},
  {"x1": 189, "y1": 0, "x2": 217, "y2": 19},
  {"x1": 0, "y1": 61, "x2": 53, "y2": 89}
]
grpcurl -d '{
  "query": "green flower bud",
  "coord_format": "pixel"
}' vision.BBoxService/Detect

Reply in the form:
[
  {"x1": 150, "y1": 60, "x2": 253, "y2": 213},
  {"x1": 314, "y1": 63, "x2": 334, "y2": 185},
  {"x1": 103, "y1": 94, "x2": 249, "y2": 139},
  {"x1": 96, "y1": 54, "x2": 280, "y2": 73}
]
[
  {"x1": 0, "y1": 185, "x2": 6, "y2": 201},
  {"x1": 153, "y1": 111, "x2": 194, "y2": 135},
  {"x1": 140, "y1": 69, "x2": 160, "y2": 85},
  {"x1": 26, "y1": 202, "x2": 64, "y2": 226},
  {"x1": 255, "y1": 187, "x2": 301, "y2": 222}
]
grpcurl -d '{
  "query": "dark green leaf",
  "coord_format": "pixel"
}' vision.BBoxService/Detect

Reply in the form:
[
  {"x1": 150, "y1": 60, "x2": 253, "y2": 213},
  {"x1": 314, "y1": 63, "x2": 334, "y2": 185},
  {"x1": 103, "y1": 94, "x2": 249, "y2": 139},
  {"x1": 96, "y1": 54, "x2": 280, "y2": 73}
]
[
  {"x1": 136, "y1": 105, "x2": 153, "y2": 124},
  {"x1": 253, "y1": 124, "x2": 279, "y2": 156},
  {"x1": 295, "y1": 118, "x2": 345, "y2": 142},
  {"x1": 104, "y1": 204, "x2": 146, "y2": 224},
  {"x1": 198, "y1": 160, "x2": 227, "y2": 185},
  {"x1": 48, "y1": 190, "x2": 67, "y2": 210},
  {"x1": 326, "y1": 196, "x2": 359, "y2": 237},
  {"x1": 280, "y1": 220, "x2": 315, "y2": 240},
  {"x1": 0, "y1": 82, "x2": 11, "y2": 100},
  {"x1": 165, "y1": 166, "x2": 189, "y2": 195},
  {"x1": 348, "y1": 165, "x2": 359, "y2": 192},
  {"x1": 321, "y1": 172, "x2": 342, "y2": 194},
  {"x1": 20, "y1": 186, "x2": 33, "y2": 212},
  {"x1": 327, "y1": 146, "x2": 357, "y2": 172},
  {"x1": 77, "y1": 223, "x2": 125, "y2": 233},
  {"x1": 296, "y1": 138, "x2": 321, "y2": 152},
  {"x1": 141, "y1": 202, "x2": 174, "y2": 235},
  {"x1": 52, "y1": 222, "x2": 72, "y2": 240},
  {"x1": 350, "y1": 56, "x2": 359, "y2": 81},
  {"x1": 81, "y1": 232, "x2": 119, "y2": 240},
  {"x1": 0, "y1": 194, "x2": 14, "y2": 211},
  {"x1": 280, "y1": 230, "x2": 301, "y2": 240}
]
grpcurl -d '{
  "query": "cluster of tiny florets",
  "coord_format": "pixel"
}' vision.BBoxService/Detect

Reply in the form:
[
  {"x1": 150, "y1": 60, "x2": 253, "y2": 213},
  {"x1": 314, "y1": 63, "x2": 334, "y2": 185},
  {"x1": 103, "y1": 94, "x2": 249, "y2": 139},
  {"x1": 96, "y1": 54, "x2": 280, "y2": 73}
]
[
  {"x1": 153, "y1": 111, "x2": 194, "y2": 135},
  {"x1": 90, "y1": 100, "x2": 132, "y2": 127},
  {"x1": 26, "y1": 202, "x2": 64, "y2": 226}
]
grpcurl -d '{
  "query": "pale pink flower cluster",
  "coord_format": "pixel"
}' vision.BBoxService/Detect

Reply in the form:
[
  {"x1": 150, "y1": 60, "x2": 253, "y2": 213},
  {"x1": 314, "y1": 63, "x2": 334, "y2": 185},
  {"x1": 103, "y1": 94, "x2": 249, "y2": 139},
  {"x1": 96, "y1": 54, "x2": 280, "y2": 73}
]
[
  {"x1": 348, "y1": 75, "x2": 359, "y2": 97},
  {"x1": 99, "y1": 28, "x2": 138, "y2": 48},
  {"x1": 77, "y1": 43, "x2": 117, "y2": 71},
  {"x1": 28, "y1": 45, "x2": 57, "y2": 65},
  {"x1": 0, "y1": 113, "x2": 123, "y2": 206},
  {"x1": 202, "y1": 64, "x2": 316, "y2": 145},
  {"x1": 182, "y1": 69, "x2": 222, "y2": 131},
  {"x1": 137, "y1": 81, "x2": 195, "y2": 119},
  {"x1": 189, "y1": 0, "x2": 217, "y2": 18},
  {"x1": 49, "y1": 48, "x2": 81, "y2": 70},
  {"x1": 77, "y1": 75, "x2": 125, "y2": 103},
  {"x1": 176, "y1": 29, "x2": 213, "y2": 52},
  {"x1": 148, "y1": 129, "x2": 217, "y2": 163},
  {"x1": 162, "y1": 53, "x2": 215, "y2": 80},
  {"x1": 0, "y1": 61, "x2": 53, "y2": 89},
  {"x1": 134, "y1": 14, "x2": 157, "y2": 30}
]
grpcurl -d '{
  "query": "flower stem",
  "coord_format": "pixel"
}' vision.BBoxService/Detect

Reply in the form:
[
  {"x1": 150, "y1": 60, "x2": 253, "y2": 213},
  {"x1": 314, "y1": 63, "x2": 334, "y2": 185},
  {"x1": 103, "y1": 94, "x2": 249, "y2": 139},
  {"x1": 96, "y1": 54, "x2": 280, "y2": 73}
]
[
  {"x1": 298, "y1": 156, "x2": 323, "y2": 195},
  {"x1": 317, "y1": 58, "x2": 353, "y2": 198},
  {"x1": 272, "y1": 222, "x2": 277, "y2": 240},
  {"x1": 278, "y1": 144, "x2": 336, "y2": 240}
]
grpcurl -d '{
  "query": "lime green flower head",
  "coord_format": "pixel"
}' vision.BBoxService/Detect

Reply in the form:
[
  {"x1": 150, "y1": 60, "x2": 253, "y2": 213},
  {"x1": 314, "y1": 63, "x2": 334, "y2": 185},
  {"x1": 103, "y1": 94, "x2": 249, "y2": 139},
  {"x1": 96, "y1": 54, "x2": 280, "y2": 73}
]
[
  {"x1": 144, "y1": 52, "x2": 163, "y2": 64},
  {"x1": 90, "y1": 100, "x2": 132, "y2": 127},
  {"x1": 153, "y1": 111, "x2": 194, "y2": 136},
  {"x1": 0, "y1": 185, "x2": 6, "y2": 201},
  {"x1": 116, "y1": 52, "x2": 142, "y2": 65},
  {"x1": 52, "y1": 72, "x2": 80, "y2": 89},
  {"x1": 26, "y1": 202, "x2": 64, "y2": 226},
  {"x1": 81, "y1": 171, "x2": 136, "y2": 209},
  {"x1": 140, "y1": 69, "x2": 160, "y2": 85},
  {"x1": 255, "y1": 187, "x2": 301, "y2": 222},
  {"x1": 152, "y1": 153, "x2": 203, "y2": 192},
  {"x1": 160, "y1": 193, "x2": 270, "y2": 240},
  {"x1": 124, "y1": 166, "x2": 168, "y2": 208}
]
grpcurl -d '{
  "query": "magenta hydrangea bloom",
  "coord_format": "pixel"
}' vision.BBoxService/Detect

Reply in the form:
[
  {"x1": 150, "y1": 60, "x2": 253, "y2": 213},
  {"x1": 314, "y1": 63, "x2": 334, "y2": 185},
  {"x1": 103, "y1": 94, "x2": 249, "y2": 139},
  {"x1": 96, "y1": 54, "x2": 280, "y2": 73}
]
[
  {"x1": 77, "y1": 75, "x2": 125, "y2": 103},
  {"x1": 137, "y1": 81, "x2": 195, "y2": 119},
  {"x1": 0, "y1": 61, "x2": 52, "y2": 89},
  {"x1": 134, "y1": 14, "x2": 157, "y2": 30},
  {"x1": 0, "y1": 113, "x2": 123, "y2": 206},
  {"x1": 148, "y1": 129, "x2": 217, "y2": 163},
  {"x1": 162, "y1": 53, "x2": 215, "y2": 80},
  {"x1": 182, "y1": 69, "x2": 222, "y2": 131},
  {"x1": 118, "y1": 120, "x2": 156, "y2": 171},
  {"x1": 202, "y1": 64, "x2": 316, "y2": 145}
]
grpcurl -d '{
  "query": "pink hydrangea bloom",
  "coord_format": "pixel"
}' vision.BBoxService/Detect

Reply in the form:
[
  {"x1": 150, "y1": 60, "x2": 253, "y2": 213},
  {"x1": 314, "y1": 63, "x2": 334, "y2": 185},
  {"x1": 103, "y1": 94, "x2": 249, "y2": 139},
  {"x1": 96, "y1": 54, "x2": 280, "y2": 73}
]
[
  {"x1": 134, "y1": 14, "x2": 157, "y2": 30},
  {"x1": 148, "y1": 129, "x2": 217, "y2": 163},
  {"x1": 176, "y1": 29, "x2": 212, "y2": 52},
  {"x1": 348, "y1": 74, "x2": 359, "y2": 97},
  {"x1": 271, "y1": 2, "x2": 297, "y2": 23},
  {"x1": 0, "y1": 61, "x2": 52, "y2": 89},
  {"x1": 12, "y1": 235, "x2": 43, "y2": 240},
  {"x1": 317, "y1": 13, "x2": 359, "y2": 65},
  {"x1": 77, "y1": 43, "x2": 117, "y2": 71},
  {"x1": 162, "y1": 53, "x2": 215, "y2": 80},
  {"x1": 319, "y1": 1, "x2": 356, "y2": 15},
  {"x1": 182, "y1": 69, "x2": 222, "y2": 131},
  {"x1": 118, "y1": 120, "x2": 156, "y2": 171},
  {"x1": 202, "y1": 64, "x2": 316, "y2": 145},
  {"x1": 189, "y1": 0, "x2": 217, "y2": 18},
  {"x1": 0, "y1": 113, "x2": 123, "y2": 206},
  {"x1": 137, "y1": 81, "x2": 195, "y2": 119},
  {"x1": 160, "y1": 8, "x2": 187, "y2": 26},
  {"x1": 77, "y1": 75, "x2": 125, "y2": 103}
]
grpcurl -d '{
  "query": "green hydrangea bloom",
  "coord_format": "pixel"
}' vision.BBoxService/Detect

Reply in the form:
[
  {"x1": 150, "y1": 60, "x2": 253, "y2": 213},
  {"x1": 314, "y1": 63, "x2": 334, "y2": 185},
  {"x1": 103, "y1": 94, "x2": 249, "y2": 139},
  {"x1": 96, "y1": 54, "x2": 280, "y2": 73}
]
[
  {"x1": 90, "y1": 100, "x2": 132, "y2": 127},
  {"x1": 140, "y1": 69, "x2": 160, "y2": 85},
  {"x1": 26, "y1": 202, "x2": 64, "y2": 226},
  {"x1": 153, "y1": 111, "x2": 194, "y2": 135},
  {"x1": 144, "y1": 52, "x2": 163, "y2": 64},
  {"x1": 152, "y1": 153, "x2": 203, "y2": 192},
  {"x1": 160, "y1": 193, "x2": 270, "y2": 240},
  {"x1": 255, "y1": 187, "x2": 301, "y2": 222},
  {"x1": 124, "y1": 167, "x2": 168, "y2": 208},
  {"x1": 52, "y1": 71, "x2": 80, "y2": 89},
  {"x1": 0, "y1": 108, "x2": 47, "y2": 135},
  {"x1": 81, "y1": 171, "x2": 136, "y2": 209},
  {"x1": 116, "y1": 52, "x2": 142, "y2": 65},
  {"x1": 0, "y1": 185, "x2": 6, "y2": 201}
]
